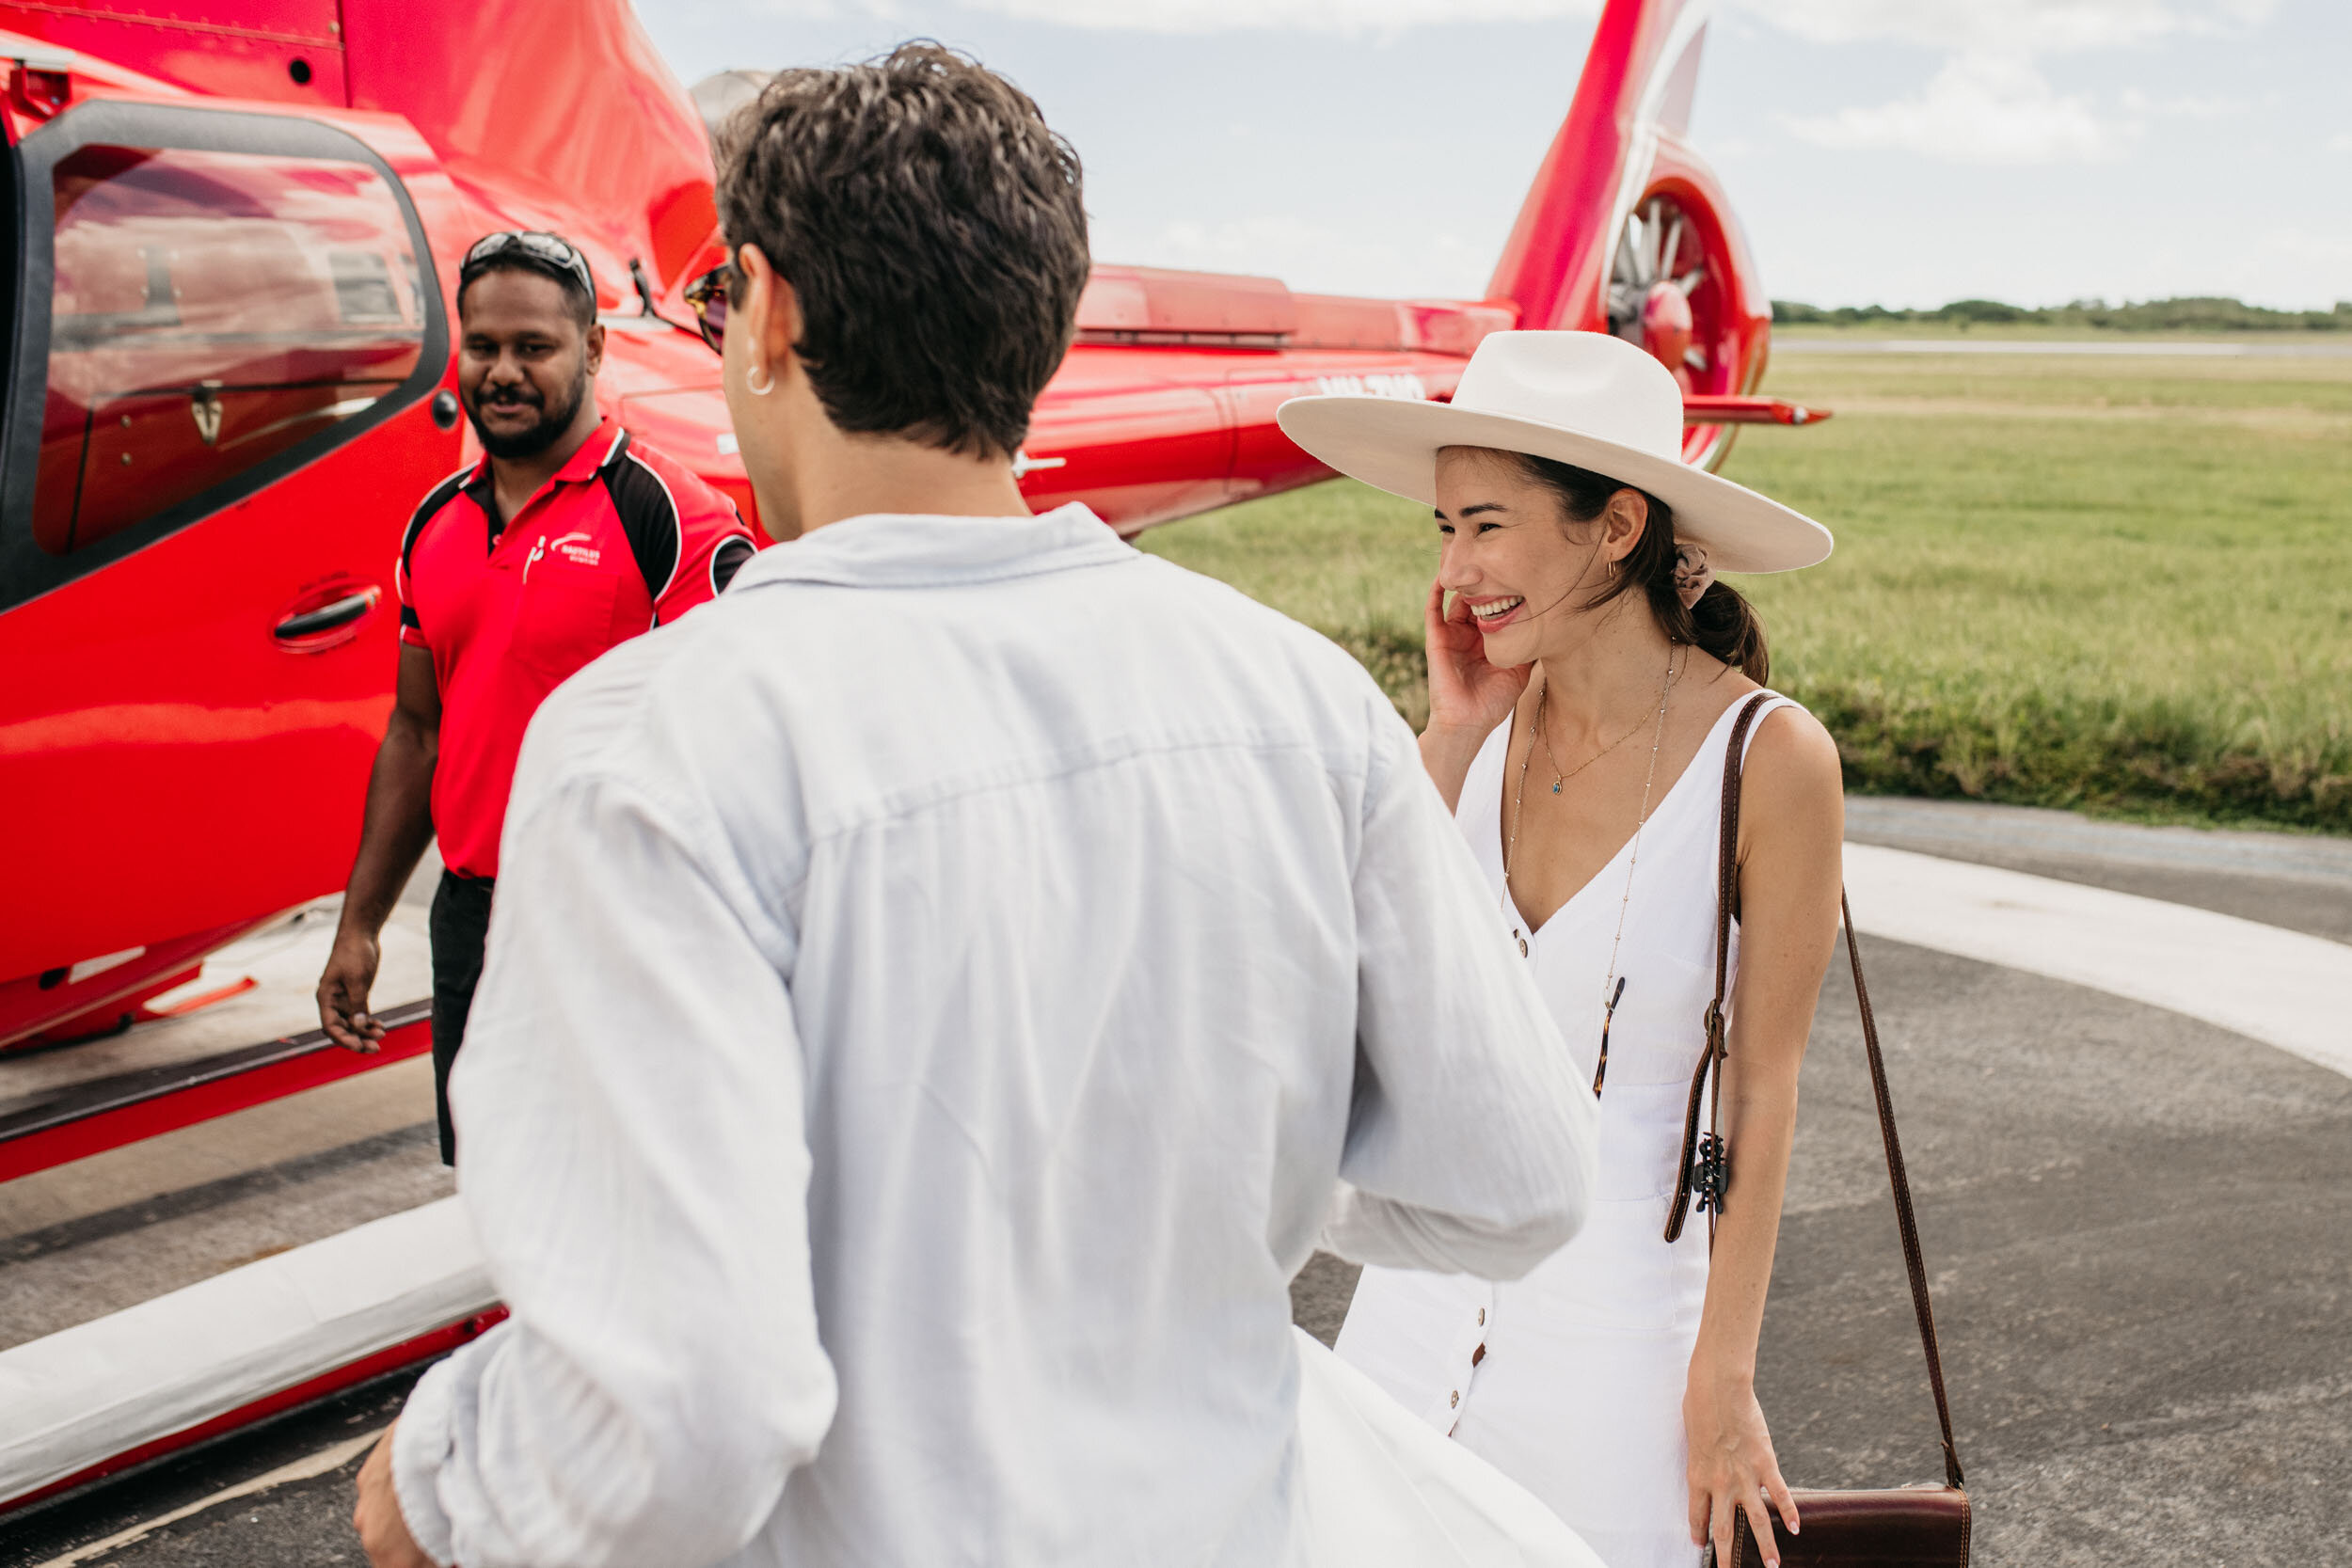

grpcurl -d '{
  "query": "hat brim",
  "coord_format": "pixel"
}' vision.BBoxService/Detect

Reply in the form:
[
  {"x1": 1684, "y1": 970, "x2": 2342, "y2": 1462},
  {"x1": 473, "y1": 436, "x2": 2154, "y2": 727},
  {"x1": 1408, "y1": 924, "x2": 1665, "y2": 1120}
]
[{"x1": 1275, "y1": 396, "x2": 1832, "y2": 575}]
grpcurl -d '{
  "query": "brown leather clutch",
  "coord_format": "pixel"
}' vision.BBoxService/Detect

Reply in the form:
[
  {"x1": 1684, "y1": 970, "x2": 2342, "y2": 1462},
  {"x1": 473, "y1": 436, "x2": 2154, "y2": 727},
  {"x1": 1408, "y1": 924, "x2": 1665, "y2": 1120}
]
[{"x1": 1677, "y1": 695, "x2": 1974, "y2": 1568}]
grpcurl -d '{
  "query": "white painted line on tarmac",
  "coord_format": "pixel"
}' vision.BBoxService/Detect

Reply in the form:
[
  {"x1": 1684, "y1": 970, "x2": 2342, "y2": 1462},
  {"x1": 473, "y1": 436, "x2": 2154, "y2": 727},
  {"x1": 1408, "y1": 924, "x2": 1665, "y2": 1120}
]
[
  {"x1": 1845, "y1": 843, "x2": 2352, "y2": 1080},
  {"x1": 28, "y1": 1425, "x2": 381, "y2": 1568}
]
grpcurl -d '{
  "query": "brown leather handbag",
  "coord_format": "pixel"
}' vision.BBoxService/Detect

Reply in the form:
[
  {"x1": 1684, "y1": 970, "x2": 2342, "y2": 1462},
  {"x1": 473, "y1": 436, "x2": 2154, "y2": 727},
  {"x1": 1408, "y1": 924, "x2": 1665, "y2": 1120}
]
[{"x1": 1666, "y1": 694, "x2": 1972, "y2": 1568}]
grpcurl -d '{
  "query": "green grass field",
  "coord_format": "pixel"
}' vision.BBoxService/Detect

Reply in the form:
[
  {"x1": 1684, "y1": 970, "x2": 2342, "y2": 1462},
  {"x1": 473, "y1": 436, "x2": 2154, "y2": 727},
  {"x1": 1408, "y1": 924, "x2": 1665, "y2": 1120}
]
[{"x1": 1136, "y1": 342, "x2": 2352, "y2": 832}]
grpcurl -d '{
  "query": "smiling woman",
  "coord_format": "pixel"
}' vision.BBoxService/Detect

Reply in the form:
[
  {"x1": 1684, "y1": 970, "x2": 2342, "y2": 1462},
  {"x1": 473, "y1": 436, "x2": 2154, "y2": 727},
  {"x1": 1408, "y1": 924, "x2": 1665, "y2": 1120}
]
[
  {"x1": 1273, "y1": 329, "x2": 1850, "y2": 1568},
  {"x1": 1493, "y1": 451, "x2": 1771, "y2": 683}
]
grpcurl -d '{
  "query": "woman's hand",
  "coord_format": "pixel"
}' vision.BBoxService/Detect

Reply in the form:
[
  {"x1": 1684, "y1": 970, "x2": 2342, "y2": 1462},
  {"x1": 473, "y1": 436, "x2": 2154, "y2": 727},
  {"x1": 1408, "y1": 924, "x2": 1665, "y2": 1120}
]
[
  {"x1": 1416, "y1": 578, "x2": 1532, "y2": 812},
  {"x1": 1422, "y1": 578, "x2": 1530, "y2": 738},
  {"x1": 1685, "y1": 1360, "x2": 1799, "y2": 1568}
]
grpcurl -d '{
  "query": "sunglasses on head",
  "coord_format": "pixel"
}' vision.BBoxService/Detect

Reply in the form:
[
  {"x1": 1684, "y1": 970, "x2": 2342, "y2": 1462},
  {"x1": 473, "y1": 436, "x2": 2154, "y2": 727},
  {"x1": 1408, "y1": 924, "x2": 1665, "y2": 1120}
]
[
  {"x1": 683, "y1": 260, "x2": 737, "y2": 353},
  {"x1": 461, "y1": 230, "x2": 596, "y2": 300}
]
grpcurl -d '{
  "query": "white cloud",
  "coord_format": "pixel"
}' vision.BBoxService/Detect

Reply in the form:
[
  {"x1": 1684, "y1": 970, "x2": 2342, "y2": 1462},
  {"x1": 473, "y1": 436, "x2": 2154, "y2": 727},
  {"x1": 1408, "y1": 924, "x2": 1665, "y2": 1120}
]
[
  {"x1": 663, "y1": 0, "x2": 2276, "y2": 44},
  {"x1": 2330, "y1": 132, "x2": 2352, "y2": 154},
  {"x1": 979, "y1": 0, "x2": 1588, "y2": 31},
  {"x1": 2259, "y1": 227, "x2": 2352, "y2": 268},
  {"x1": 1730, "y1": 0, "x2": 2274, "y2": 53},
  {"x1": 637, "y1": 0, "x2": 875, "y2": 24},
  {"x1": 654, "y1": 0, "x2": 861, "y2": 16},
  {"x1": 679, "y1": 0, "x2": 1596, "y2": 32},
  {"x1": 1782, "y1": 53, "x2": 2127, "y2": 164},
  {"x1": 2117, "y1": 87, "x2": 2246, "y2": 119},
  {"x1": 1741, "y1": 0, "x2": 2280, "y2": 169},
  {"x1": 1091, "y1": 214, "x2": 1488, "y2": 297},
  {"x1": 2159, "y1": 224, "x2": 2352, "y2": 308}
]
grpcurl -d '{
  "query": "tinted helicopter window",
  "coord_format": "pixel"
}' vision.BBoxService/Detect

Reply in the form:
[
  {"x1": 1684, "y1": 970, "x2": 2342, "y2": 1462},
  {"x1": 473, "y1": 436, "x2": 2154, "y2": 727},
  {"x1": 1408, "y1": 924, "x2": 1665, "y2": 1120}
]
[{"x1": 33, "y1": 145, "x2": 426, "y2": 555}]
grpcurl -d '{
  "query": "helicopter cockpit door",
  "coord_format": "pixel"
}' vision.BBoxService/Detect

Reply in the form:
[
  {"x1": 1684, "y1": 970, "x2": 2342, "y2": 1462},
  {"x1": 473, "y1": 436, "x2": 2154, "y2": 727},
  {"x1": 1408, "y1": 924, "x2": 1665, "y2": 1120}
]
[{"x1": 0, "y1": 101, "x2": 453, "y2": 1017}]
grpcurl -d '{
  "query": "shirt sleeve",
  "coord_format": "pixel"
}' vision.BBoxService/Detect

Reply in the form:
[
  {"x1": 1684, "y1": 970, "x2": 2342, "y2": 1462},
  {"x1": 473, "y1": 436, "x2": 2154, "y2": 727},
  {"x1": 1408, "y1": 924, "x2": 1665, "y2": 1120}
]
[
  {"x1": 389, "y1": 747, "x2": 834, "y2": 1568},
  {"x1": 654, "y1": 478, "x2": 756, "y2": 626},
  {"x1": 398, "y1": 469, "x2": 474, "y2": 652},
  {"x1": 1324, "y1": 707, "x2": 1599, "y2": 1279},
  {"x1": 395, "y1": 556, "x2": 429, "y2": 649},
  {"x1": 395, "y1": 507, "x2": 435, "y2": 651}
]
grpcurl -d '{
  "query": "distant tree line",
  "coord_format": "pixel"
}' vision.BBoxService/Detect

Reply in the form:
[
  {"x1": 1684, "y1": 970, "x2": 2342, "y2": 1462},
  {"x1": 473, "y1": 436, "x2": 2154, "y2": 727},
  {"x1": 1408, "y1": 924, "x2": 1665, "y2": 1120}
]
[{"x1": 1771, "y1": 296, "x2": 2352, "y2": 331}]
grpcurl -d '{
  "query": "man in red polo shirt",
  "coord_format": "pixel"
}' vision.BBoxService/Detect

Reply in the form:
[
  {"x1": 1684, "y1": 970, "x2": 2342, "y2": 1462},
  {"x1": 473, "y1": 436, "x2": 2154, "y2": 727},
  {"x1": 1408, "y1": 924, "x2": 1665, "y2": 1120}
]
[{"x1": 317, "y1": 230, "x2": 754, "y2": 1164}]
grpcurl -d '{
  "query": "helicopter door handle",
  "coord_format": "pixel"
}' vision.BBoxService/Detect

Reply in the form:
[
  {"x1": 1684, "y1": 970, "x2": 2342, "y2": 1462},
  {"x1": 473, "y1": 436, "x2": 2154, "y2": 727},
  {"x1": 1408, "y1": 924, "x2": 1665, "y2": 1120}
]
[{"x1": 273, "y1": 587, "x2": 380, "y2": 641}]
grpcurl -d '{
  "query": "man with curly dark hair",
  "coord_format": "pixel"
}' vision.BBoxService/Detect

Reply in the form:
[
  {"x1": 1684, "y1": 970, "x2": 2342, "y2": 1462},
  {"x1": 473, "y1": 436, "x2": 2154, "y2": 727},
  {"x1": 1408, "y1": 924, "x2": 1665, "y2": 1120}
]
[{"x1": 357, "y1": 43, "x2": 1596, "y2": 1568}]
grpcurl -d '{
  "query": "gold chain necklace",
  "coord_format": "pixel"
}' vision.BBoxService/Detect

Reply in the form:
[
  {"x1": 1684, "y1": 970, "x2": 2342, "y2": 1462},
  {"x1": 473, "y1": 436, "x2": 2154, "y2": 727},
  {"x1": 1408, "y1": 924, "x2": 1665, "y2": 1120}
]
[
  {"x1": 1532, "y1": 680, "x2": 1659, "y2": 796},
  {"x1": 1502, "y1": 644, "x2": 1683, "y2": 1095}
]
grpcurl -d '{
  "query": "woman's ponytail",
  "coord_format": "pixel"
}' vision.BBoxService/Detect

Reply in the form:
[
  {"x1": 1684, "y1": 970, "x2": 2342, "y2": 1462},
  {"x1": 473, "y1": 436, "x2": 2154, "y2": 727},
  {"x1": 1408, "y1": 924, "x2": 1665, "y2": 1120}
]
[
  {"x1": 1685, "y1": 579, "x2": 1769, "y2": 688},
  {"x1": 1514, "y1": 451, "x2": 1771, "y2": 687}
]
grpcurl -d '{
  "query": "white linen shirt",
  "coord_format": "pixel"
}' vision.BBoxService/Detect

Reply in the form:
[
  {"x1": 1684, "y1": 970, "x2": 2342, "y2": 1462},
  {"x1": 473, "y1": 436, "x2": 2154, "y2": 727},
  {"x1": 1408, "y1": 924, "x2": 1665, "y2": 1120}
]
[{"x1": 389, "y1": 503, "x2": 1598, "y2": 1568}]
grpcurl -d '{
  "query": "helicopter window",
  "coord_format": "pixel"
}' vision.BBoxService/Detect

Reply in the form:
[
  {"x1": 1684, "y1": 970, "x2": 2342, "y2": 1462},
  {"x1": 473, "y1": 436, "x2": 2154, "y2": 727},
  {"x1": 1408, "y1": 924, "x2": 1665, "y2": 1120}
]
[
  {"x1": 31, "y1": 144, "x2": 427, "y2": 556},
  {"x1": 330, "y1": 251, "x2": 405, "y2": 325}
]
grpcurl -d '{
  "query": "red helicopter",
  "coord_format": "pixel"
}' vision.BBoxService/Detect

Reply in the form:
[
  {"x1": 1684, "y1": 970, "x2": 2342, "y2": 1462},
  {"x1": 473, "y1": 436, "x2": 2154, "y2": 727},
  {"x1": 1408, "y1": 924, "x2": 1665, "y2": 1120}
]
[{"x1": 0, "y1": 0, "x2": 1819, "y2": 1057}]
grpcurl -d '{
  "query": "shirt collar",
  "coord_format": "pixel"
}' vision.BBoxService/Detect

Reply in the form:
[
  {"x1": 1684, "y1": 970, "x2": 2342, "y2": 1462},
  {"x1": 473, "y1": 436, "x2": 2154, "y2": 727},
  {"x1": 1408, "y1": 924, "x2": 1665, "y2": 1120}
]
[
  {"x1": 729, "y1": 503, "x2": 1135, "y2": 592},
  {"x1": 557, "y1": 417, "x2": 627, "y2": 483},
  {"x1": 460, "y1": 416, "x2": 622, "y2": 496}
]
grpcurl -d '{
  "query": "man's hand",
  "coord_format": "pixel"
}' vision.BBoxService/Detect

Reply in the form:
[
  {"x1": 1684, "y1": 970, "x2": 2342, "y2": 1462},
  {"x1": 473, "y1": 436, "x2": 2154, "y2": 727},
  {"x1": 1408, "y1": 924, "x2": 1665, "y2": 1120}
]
[
  {"x1": 354, "y1": 1422, "x2": 437, "y2": 1568},
  {"x1": 326, "y1": 641, "x2": 442, "y2": 1050},
  {"x1": 318, "y1": 928, "x2": 386, "y2": 1052}
]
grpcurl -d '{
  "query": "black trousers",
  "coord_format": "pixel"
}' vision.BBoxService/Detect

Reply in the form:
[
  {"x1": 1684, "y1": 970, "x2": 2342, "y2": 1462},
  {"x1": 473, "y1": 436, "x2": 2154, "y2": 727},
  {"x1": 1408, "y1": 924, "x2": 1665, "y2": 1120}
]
[{"x1": 427, "y1": 870, "x2": 496, "y2": 1166}]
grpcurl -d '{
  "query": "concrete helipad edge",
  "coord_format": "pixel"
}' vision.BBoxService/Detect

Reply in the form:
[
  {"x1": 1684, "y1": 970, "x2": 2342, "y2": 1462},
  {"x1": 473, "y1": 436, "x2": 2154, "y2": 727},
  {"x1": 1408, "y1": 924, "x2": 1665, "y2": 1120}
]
[{"x1": 1844, "y1": 842, "x2": 2352, "y2": 1081}]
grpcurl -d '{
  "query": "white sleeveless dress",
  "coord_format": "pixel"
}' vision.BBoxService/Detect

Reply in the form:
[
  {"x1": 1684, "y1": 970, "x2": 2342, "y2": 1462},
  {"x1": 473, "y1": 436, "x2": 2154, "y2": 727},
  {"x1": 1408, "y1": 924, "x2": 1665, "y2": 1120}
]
[{"x1": 1335, "y1": 692, "x2": 1798, "y2": 1568}]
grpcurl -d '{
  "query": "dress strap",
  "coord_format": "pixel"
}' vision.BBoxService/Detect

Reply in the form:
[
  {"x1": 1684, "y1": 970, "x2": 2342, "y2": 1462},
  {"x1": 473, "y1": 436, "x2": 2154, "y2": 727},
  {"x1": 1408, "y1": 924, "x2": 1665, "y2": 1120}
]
[
  {"x1": 1454, "y1": 716, "x2": 1518, "y2": 895},
  {"x1": 1733, "y1": 691, "x2": 1799, "y2": 769}
]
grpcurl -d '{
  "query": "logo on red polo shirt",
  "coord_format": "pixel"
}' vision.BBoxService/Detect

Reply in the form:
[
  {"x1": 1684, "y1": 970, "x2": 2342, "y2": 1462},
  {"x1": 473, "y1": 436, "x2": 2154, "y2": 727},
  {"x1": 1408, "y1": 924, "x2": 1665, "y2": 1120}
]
[
  {"x1": 550, "y1": 531, "x2": 602, "y2": 567},
  {"x1": 521, "y1": 531, "x2": 603, "y2": 584}
]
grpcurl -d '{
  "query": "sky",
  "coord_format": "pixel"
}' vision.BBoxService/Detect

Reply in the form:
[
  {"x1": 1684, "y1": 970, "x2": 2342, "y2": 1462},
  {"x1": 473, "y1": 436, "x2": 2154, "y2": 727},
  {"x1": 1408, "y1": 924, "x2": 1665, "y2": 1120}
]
[{"x1": 632, "y1": 0, "x2": 2352, "y2": 311}]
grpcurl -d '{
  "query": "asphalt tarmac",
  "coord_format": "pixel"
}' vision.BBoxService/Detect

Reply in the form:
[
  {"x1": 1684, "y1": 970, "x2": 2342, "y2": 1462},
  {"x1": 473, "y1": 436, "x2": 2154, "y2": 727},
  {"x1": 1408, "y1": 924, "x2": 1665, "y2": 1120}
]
[{"x1": 5, "y1": 802, "x2": 2346, "y2": 1566}]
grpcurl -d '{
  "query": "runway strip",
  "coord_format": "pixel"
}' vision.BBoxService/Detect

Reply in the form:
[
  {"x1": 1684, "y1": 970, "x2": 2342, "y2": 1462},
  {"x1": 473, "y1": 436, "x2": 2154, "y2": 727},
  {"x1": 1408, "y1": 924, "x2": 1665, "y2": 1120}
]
[
  {"x1": 1844, "y1": 842, "x2": 2352, "y2": 1080},
  {"x1": 1776, "y1": 337, "x2": 2352, "y2": 358}
]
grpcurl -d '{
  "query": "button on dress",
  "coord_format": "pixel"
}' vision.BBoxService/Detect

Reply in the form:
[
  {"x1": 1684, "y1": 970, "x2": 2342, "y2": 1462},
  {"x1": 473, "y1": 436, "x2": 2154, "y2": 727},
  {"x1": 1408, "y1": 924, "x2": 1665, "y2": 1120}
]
[{"x1": 1336, "y1": 693, "x2": 1798, "y2": 1568}]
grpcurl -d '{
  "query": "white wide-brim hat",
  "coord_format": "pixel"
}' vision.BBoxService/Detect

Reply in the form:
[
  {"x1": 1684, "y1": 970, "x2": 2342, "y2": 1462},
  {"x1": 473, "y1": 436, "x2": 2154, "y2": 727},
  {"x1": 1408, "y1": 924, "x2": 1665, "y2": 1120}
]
[{"x1": 1277, "y1": 330, "x2": 1832, "y2": 575}]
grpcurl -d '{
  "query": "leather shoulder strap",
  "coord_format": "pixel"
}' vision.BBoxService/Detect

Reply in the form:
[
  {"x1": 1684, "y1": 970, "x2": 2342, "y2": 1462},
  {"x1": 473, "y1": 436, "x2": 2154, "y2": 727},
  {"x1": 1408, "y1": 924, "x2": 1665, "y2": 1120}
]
[
  {"x1": 1657, "y1": 696, "x2": 1967, "y2": 1489},
  {"x1": 1664, "y1": 692, "x2": 1774, "y2": 1243},
  {"x1": 1841, "y1": 893, "x2": 1967, "y2": 1490}
]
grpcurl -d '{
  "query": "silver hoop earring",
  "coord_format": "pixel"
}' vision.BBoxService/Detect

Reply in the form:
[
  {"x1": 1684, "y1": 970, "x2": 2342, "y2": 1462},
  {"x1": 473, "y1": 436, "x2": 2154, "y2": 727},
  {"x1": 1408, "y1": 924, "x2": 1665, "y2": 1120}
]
[{"x1": 744, "y1": 363, "x2": 773, "y2": 397}]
